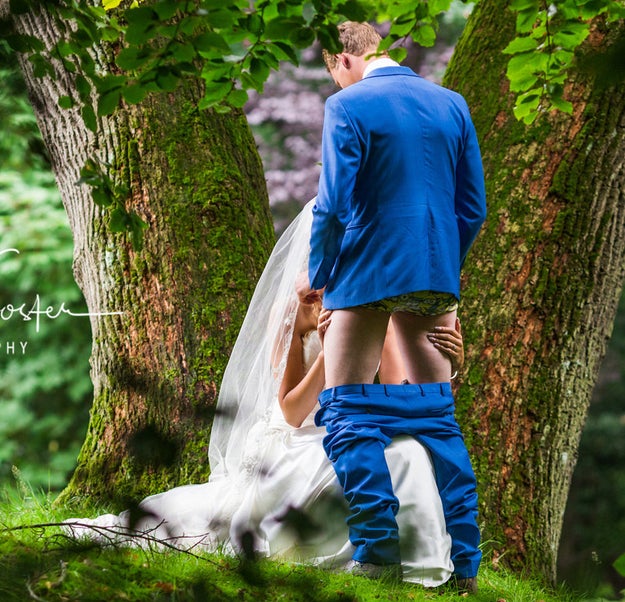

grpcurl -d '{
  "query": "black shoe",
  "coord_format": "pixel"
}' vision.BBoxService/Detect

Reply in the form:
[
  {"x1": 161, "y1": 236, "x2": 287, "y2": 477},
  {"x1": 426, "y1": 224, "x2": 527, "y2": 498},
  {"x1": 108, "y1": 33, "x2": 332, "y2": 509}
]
[
  {"x1": 445, "y1": 575, "x2": 478, "y2": 594},
  {"x1": 345, "y1": 559, "x2": 403, "y2": 581}
]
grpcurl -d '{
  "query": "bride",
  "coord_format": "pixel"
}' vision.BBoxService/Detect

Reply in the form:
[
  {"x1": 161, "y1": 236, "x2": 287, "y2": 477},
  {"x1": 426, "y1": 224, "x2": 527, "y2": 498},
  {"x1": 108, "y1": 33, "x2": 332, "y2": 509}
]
[{"x1": 64, "y1": 200, "x2": 463, "y2": 587}]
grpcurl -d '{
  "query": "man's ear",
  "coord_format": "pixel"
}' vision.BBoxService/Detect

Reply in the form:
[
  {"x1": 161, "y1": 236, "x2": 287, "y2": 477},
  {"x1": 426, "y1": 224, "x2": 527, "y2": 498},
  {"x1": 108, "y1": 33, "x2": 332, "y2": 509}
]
[{"x1": 339, "y1": 53, "x2": 351, "y2": 70}]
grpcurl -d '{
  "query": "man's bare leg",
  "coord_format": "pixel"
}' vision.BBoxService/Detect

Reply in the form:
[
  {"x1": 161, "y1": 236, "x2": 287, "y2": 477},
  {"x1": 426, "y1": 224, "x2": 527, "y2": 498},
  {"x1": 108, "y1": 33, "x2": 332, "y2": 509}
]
[{"x1": 322, "y1": 307, "x2": 390, "y2": 388}]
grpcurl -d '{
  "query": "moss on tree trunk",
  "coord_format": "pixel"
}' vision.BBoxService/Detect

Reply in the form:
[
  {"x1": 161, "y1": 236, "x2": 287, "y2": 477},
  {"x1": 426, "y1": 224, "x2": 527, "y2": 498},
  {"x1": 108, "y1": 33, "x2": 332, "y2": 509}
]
[
  {"x1": 7, "y1": 4, "x2": 274, "y2": 507},
  {"x1": 446, "y1": 1, "x2": 625, "y2": 582}
]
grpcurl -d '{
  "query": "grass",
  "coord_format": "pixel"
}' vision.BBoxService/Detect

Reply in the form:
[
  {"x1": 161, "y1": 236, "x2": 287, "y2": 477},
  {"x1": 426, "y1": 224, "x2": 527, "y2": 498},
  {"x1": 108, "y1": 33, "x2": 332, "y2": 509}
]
[{"x1": 0, "y1": 488, "x2": 591, "y2": 602}]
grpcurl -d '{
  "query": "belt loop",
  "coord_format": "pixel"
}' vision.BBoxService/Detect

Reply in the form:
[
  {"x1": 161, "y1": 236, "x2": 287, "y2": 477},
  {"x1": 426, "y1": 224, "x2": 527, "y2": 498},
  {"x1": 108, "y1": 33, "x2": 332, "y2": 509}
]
[
  {"x1": 383, "y1": 384, "x2": 390, "y2": 397},
  {"x1": 361, "y1": 384, "x2": 368, "y2": 397},
  {"x1": 418, "y1": 384, "x2": 425, "y2": 397},
  {"x1": 440, "y1": 383, "x2": 445, "y2": 396},
  {"x1": 332, "y1": 387, "x2": 337, "y2": 401}
]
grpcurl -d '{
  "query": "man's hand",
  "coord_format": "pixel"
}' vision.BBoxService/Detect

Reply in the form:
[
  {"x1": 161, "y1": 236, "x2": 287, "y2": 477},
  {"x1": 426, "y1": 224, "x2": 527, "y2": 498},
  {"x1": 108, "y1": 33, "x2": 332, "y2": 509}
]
[{"x1": 295, "y1": 271, "x2": 324, "y2": 305}]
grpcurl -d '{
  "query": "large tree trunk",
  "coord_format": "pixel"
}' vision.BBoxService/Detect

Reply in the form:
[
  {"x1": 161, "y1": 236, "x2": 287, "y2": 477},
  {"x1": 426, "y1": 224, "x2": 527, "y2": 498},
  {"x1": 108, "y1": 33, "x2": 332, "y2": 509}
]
[
  {"x1": 3, "y1": 3, "x2": 274, "y2": 506},
  {"x1": 445, "y1": 2, "x2": 625, "y2": 582}
]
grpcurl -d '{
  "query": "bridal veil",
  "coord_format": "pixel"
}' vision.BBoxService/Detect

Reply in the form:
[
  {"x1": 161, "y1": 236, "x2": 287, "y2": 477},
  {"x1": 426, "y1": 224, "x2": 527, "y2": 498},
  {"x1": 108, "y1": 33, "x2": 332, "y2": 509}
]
[{"x1": 208, "y1": 199, "x2": 315, "y2": 480}]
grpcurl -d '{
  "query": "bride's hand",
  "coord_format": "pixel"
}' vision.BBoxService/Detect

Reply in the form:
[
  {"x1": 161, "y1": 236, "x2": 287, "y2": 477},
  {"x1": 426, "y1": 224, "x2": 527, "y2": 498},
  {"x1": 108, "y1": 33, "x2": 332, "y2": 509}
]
[
  {"x1": 317, "y1": 308, "x2": 333, "y2": 345},
  {"x1": 427, "y1": 318, "x2": 464, "y2": 374}
]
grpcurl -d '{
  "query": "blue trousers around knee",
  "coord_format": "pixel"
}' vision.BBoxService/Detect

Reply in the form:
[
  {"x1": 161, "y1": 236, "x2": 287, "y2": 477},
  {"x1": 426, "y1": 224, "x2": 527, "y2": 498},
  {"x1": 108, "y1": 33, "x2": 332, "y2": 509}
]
[{"x1": 315, "y1": 382, "x2": 481, "y2": 578}]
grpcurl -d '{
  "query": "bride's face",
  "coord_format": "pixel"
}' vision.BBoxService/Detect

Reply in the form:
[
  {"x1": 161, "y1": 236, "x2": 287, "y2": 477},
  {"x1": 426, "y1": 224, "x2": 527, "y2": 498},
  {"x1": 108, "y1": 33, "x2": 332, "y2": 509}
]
[{"x1": 302, "y1": 301, "x2": 322, "y2": 332}]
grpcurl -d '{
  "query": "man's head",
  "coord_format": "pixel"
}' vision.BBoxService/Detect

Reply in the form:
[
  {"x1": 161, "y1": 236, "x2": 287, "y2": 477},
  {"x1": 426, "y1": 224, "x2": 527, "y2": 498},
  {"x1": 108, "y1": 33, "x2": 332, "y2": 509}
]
[{"x1": 322, "y1": 22, "x2": 383, "y2": 89}]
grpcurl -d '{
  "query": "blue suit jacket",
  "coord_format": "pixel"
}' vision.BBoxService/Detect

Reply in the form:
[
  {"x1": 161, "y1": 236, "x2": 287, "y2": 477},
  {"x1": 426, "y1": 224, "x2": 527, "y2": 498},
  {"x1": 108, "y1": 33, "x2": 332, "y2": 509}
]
[{"x1": 308, "y1": 66, "x2": 487, "y2": 310}]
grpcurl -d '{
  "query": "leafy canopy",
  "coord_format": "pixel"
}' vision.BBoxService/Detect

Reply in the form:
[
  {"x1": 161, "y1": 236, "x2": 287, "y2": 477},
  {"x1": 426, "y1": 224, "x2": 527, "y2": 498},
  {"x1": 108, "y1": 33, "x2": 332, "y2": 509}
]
[
  {"x1": 502, "y1": 0, "x2": 625, "y2": 123},
  {"x1": 7, "y1": 0, "x2": 623, "y2": 121},
  {"x1": 4, "y1": 0, "x2": 624, "y2": 243}
]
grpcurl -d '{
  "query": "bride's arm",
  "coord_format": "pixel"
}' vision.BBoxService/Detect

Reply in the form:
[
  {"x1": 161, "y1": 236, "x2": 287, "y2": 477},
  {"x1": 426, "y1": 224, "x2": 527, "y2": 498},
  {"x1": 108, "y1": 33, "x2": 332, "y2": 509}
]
[{"x1": 278, "y1": 304, "x2": 326, "y2": 428}]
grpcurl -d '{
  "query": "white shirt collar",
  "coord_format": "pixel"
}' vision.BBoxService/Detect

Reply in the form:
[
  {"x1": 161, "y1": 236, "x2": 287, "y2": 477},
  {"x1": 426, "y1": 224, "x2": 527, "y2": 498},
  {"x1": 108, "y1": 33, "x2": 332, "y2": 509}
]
[{"x1": 363, "y1": 58, "x2": 400, "y2": 79}]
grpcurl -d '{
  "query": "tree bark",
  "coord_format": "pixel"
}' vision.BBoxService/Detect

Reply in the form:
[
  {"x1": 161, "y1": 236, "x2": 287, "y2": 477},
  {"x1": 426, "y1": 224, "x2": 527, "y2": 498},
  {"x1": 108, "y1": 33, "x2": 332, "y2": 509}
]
[
  {"x1": 445, "y1": 2, "x2": 625, "y2": 582},
  {"x1": 3, "y1": 3, "x2": 274, "y2": 506}
]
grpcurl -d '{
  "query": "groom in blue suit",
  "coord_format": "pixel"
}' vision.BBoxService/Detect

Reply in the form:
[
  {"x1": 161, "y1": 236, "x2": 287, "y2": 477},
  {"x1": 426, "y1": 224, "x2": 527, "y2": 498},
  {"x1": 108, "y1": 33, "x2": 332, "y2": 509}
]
[{"x1": 297, "y1": 22, "x2": 487, "y2": 591}]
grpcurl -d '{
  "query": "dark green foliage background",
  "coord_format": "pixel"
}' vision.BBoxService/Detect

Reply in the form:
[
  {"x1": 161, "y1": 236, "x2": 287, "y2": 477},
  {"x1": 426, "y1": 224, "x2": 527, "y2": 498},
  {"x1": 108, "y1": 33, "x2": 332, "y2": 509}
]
[{"x1": 0, "y1": 40, "x2": 93, "y2": 491}]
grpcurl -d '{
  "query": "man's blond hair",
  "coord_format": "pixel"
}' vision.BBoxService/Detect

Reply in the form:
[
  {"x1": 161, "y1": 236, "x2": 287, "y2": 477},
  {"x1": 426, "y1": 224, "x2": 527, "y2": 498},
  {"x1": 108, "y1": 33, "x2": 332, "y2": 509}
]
[{"x1": 322, "y1": 22, "x2": 382, "y2": 71}]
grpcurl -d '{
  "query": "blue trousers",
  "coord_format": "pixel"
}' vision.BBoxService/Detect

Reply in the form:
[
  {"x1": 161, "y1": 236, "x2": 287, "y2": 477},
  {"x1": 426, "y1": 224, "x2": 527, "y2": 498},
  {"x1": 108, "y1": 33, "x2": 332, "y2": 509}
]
[{"x1": 315, "y1": 382, "x2": 481, "y2": 578}]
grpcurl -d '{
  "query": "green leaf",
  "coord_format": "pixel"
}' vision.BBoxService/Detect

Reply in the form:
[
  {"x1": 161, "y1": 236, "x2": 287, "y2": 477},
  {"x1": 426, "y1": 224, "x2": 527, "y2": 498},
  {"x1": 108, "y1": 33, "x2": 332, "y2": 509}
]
[
  {"x1": 109, "y1": 207, "x2": 129, "y2": 232},
  {"x1": 28, "y1": 54, "x2": 54, "y2": 79},
  {"x1": 171, "y1": 42, "x2": 196, "y2": 63},
  {"x1": 58, "y1": 95, "x2": 75, "y2": 110},
  {"x1": 125, "y1": 6, "x2": 157, "y2": 26},
  {"x1": 388, "y1": 46, "x2": 408, "y2": 63},
  {"x1": 265, "y1": 17, "x2": 304, "y2": 41},
  {"x1": 515, "y1": 6, "x2": 539, "y2": 33},
  {"x1": 390, "y1": 18, "x2": 416, "y2": 38},
  {"x1": 247, "y1": 12, "x2": 262, "y2": 34},
  {"x1": 256, "y1": 48, "x2": 280, "y2": 70},
  {"x1": 198, "y1": 96, "x2": 218, "y2": 110},
  {"x1": 513, "y1": 89, "x2": 541, "y2": 123},
  {"x1": 72, "y1": 11, "x2": 101, "y2": 44},
  {"x1": 125, "y1": 23, "x2": 156, "y2": 47},
  {"x1": 289, "y1": 26, "x2": 315, "y2": 48},
  {"x1": 81, "y1": 104, "x2": 97, "y2": 133},
  {"x1": 200, "y1": 61, "x2": 233, "y2": 82},
  {"x1": 154, "y1": 0, "x2": 180, "y2": 20},
  {"x1": 202, "y1": 80, "x2": 233, "y2": 102},
  {"x1": 506, "y1": 53, "x2": 540, "y2": 92},
  {"x1": 614, "y1": 552, "x2": 625, "y2": 577},
  {"x1": 553, "y1": 23, "x2": 590, "y2": 50},
  {"x1": 9, "y1": 0, "x2": 30, "y2": 15},
  {"x1": 338, "y1": 0, "x2": 367, "y2": 21},
  {"x1": 179, "y1": 15, "x2": 204, "y2": 36},
  {"x1": 7, "y1": 34, "x2": 45, "y2": 53},
  {"x1": 227, "y1": 88, "x2": 248, "y2": 108},
  {"x1": 207, "y1": 9, "x2": 237, "y2": 29},
  {"x1": 91, "y1": 187, "x2": 113, "y2": 207},
  {"x1": 155, "y1": 67, "x2": 179, "y2": 91},
  {"x1": 413, "y1": 23, "x2": 437, "y2": 47},
  {"x1": 56, "y1": 40, "x2": 81, "y2": 58},
  {"x1": 76, "y1": 159, "x2": 100, "y2": 186},
  {"x1": 62, "y1": 59, "x2": 77, "y2": 73},
  {"x1": 122, "y1": 84, "x2": 147, "y2": 104},
  {"x1": 79, "y1": 52, "x2": 97, "y2": 78},
  {"x1": 101, "y1": 26, "x2": 122, "y2": 43},
  {"x1": 549, "y1": 95, "x2": 573, "y2": 114},
  {"x1": 240, "y1": 71, "x2": 264, "y2": 93},
  {"x1": 94, "y1": 74, "x2": 126, "y2": 93},
  {"x1": 116, "y1": 47, "x2": 152, "y2": 71},
  {"x1": 502, "y1": 36, "x2": 539, "y2": 55},
  {"x1": 250, "y1": 57, "x2": 270, "y2": 82},
  {"x1": 509, "y1": 0, "x2": 538, "y2": 9},
  {"x1": 75, "y1": 75, "x2": 92, "y2": 103},
  {"x1": 97, "y1": 88, "x2": 121, "y2": 116},
  {"x1": 103, "y1": 0, "x2": 123, "y2": 9},
  {"x1": 316, "y1": 24, "x2": 342, "y2": 54},
  {"x1": 270, "y1": 41, "x2": 300, "y2": 64},
  {"x1": 194, "y1": 32, "x2": 231, "y2": 54},
  {"x1": 427, "y1": 0, "x2": 452, "y2": 15}
]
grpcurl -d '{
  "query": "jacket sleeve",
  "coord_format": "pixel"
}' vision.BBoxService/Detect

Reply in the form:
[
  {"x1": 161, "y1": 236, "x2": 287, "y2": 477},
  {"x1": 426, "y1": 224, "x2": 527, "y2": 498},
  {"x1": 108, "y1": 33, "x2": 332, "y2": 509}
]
[
  {"x1": 455, "y1": 101, "x2": 487, "y2": 267},
  {"x1": 309, "y1": 96, "x2": 361, "y2": 290}
]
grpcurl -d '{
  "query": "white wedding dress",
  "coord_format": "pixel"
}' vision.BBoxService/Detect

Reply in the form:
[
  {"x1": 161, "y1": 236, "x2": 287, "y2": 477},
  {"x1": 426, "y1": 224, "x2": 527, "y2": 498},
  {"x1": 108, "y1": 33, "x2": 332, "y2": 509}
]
[
  {"x1": 64, "y1": 200, "x2": 453, "y2": 587},
  {"x1": 65, "y1": 330, "x2": 453, "y2": 586}
]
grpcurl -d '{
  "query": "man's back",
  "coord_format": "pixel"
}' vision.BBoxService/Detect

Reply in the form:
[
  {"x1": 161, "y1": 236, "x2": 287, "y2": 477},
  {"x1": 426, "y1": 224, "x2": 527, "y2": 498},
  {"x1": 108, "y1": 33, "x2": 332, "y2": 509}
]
[{"x1": 312, "y1": 66, "x2": 486, "y2": 309}]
